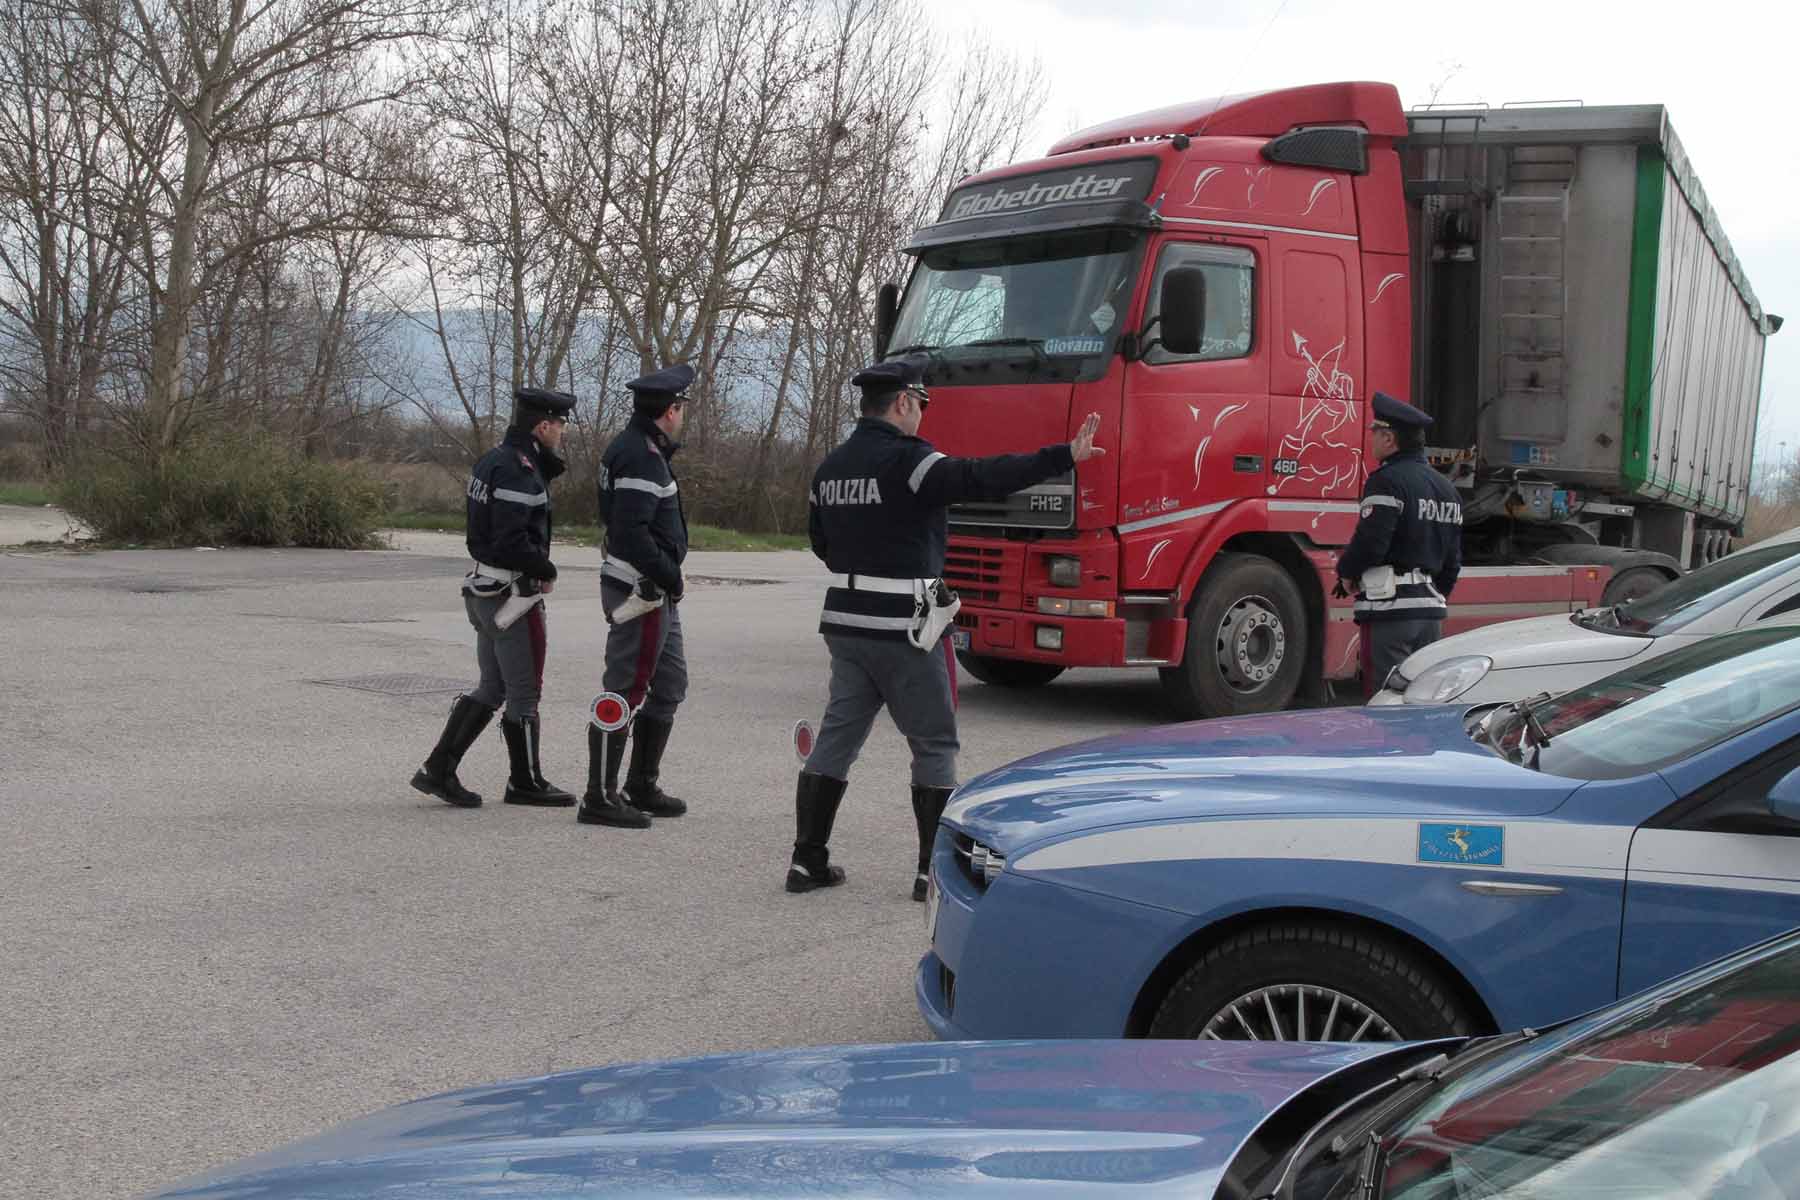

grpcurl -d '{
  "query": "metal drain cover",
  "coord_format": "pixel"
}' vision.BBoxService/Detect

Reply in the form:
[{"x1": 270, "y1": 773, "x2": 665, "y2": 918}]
[{"x1": 310, "y1": 673, "x2": 468, "y2": 696}]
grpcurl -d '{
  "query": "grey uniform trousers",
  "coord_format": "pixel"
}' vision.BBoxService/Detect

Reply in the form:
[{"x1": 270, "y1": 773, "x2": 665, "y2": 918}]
[
  {"x1": 805, "y1": 633, "x2": 960, "y2": 788},
  {"x1": 465, "y1": 590, "x2": 548, "y2": 721},
  {"x1": 600, "y1": 582, "x2": 687, "y2": 722},
  {"x1": 1362, "y1": 617, "x2": 1443, "y2": 696}
]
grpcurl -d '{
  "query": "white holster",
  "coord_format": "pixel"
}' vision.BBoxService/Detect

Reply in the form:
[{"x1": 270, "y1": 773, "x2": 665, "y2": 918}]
[
  {"x1": 908, "y1": 579, "x2": 962, "y2": 652},
  {"x1": 608, "y1": 578, "x2": 663, "y2": 626},
  {"x1": 1359, "y1": 565, "x2": 1397, "y2": 601},
  {"x1": 493, "y1": 590, "x2": 544, "y2": 630}
]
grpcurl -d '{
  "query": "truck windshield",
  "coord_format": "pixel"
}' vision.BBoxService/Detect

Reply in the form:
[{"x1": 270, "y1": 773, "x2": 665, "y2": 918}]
[{"x1": 890, "y1": 228, "x2": 1142, "y2": 385}]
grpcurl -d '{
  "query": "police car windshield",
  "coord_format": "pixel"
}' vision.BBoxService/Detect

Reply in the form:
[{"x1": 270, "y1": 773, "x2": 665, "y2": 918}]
[
  {"x1": 889, "y1": 229, "x2": 1142, "y2": 385},
  {"x1": 1354, "y1": 938, "x2": 1800, "y2": 1200},
  {"x1": 1489, "y1": 623, "x2": 1800, "y2": 779},
  {"x1": 1611, "y1": 536, "x2": 1800, "y2": 634}
]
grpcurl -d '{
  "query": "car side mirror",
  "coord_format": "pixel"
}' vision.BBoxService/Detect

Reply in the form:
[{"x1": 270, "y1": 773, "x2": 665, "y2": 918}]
[
  {"x1": 1157, "y1": 267, "x2": 1207, "y2": 356},
  {"x1": 1768, "y1": 766, "x2": 1800, "y2": 823},
  {"x1": 874, "y1": 282, "x2": 900, "y2": 359}
]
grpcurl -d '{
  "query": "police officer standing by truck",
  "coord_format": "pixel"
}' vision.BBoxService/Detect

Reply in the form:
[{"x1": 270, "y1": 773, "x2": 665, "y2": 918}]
[
  {"x1": 1336, "y1": 391, "x2": 1464, "y2": 696},
  {"x1": 788, "y1": 356, "x2": 1105, "y2": 899},
  {"x1": 410, "y1": 387, "x2": 577, "y2": 809},
  {"x1": 579, "y1": 364, "x2": 695, "y2": 830}
]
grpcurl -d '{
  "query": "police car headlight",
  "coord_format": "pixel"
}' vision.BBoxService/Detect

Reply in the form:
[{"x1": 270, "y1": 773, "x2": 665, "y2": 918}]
[
  {"x1": 960, "y1": 837, "x2": 1007, "y2": 887},
  {"x1": 1047, "y1": 556, "x2": 1081, "y2": 588},
  {"x1": 1403, "y1": 655, "x2": 1492, "y2": 704}
]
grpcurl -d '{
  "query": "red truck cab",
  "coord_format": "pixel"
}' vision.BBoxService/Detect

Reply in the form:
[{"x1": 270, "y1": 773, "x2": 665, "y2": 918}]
[{"x1": 883, "y1": 82, "x2": 1615, "y2": 717}]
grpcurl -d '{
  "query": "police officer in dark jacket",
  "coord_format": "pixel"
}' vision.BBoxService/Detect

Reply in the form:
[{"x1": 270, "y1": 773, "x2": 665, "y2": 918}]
[
  {"x1": 411, "y1": 387, "x2": 577, "y2": 808},
  {"x1": 788, "y1": 356, "x2": 1105, "y2": 898},
  {"x1": 1337, "y1": 391, "x2": 1464, "y2": 695},
  {"x1": 578, "y1": 364, "x2": 694, "y2": 829}
]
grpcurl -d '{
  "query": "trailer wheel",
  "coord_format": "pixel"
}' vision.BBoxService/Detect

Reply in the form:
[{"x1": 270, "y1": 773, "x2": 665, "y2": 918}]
[
  {"x1": 1601, "y1": 565, "x2": 1672, "y2": 608},
  {"x1": 955, "y1": 652, "x2": 1065, "y2": 688},
  {"x1": 1159, "y1": 553, "x2": 1307, "y2": 719}
]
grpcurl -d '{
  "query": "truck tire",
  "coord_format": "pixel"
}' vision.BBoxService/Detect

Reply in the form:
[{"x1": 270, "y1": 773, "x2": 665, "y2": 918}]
[
  {"x1": 1600, "y1": 565, "x2": 1673, "y2": 608},
  {"x1": 1147, "y1": 922, "x2": 1480, "y2": 1042},
  {"x1": 1158, "y1": 553, "x2": 1307, "y2": 720},
  {"x1": 955, "y1": 652, "x2": 1065, "y2": 688}
]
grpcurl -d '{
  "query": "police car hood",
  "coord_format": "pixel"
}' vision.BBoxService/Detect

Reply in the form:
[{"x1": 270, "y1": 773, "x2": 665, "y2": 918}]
[
  {"x1": 1398, "y1": 610, "x2": 1656, "y2": 677},
  {"x1": 943, "y1": 704, "x2": 1580, "y2": 857},
  {"x1": 148, "y1": 1040, "x2": 1397, "y2": 1198}
]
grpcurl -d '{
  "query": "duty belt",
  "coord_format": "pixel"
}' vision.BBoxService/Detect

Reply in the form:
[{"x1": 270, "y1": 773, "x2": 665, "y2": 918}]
[
  {"x1": 601, "y1": 557, "x2": 643, "y2": 586},
  {"x1": 1392, "y1": 569, "x2": 1434, "y2": 585},
  {"x1": 469, "y1": 560, "x2": 521, "y2": 584},
  {"x1": 825, "y1": 572, "x2": 934, "y2": 595}
]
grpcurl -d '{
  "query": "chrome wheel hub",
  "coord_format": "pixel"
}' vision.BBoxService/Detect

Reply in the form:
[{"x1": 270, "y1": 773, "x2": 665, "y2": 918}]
[
  {"x1": 1215, "y1": 596, "x2": 1286, "y2": 693},
  {"x1": 1200, "y1": 984, "x2": 1401, "y2": 1042}
]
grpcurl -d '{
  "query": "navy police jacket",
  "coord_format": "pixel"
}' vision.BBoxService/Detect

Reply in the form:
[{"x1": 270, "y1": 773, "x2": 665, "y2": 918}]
[
  {"x1": 810, "y1": 417, "x2": 1074, "y2": 641},
  {"x1": 1336, "y1": 450, "x2": 1464, "y2": 622},
  {"x1": 599, "y1": 415, "x2": 688, "y2": 593},
  {"x1": 465, "y1": 427, "x2": 564, "y2": 581}
]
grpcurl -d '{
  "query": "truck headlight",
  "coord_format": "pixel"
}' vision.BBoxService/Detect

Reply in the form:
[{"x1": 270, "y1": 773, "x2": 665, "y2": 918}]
[
  {"x1": 1047, "y1": 555, "x2": 1081, "y2": 588},
  {"x1": 1403, "y1": 655, "x2": 1492, "y2": 704}
]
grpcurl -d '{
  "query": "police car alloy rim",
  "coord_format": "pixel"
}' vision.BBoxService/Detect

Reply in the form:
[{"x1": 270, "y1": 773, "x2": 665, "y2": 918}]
[
  {"x1": 1199, "y1": 984, "x2": 1400, "y2": 1042},
  {"x1": 1214, "y1": 595, "x2": 1286, "y2": 693}
]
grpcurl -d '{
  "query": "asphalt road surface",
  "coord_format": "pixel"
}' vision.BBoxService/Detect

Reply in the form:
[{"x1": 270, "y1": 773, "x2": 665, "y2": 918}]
[{"x1": 1, "y1": 516, "x2": 1183, "y2": 1197}]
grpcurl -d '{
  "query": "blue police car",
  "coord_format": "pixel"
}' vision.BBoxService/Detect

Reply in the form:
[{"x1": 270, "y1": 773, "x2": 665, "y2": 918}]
[
  {"x1": 919, "y1": 619, "x2": 1800, "y2": 1043},
  {"x1": 149, "y1": 931, "x2": 1800, "y2": 1196}
]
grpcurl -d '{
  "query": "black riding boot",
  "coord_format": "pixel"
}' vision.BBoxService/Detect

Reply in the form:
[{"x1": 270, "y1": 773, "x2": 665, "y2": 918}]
[
  {"x1": 786, "y1": 772, "x2": 849, "y2": 893},
  {"x1": 577, "y1": 723, "x2": 651, "y2": 828},
  {"x1": 910, "y1": 785, "x2": 953, "y2": 901},
  {"x1": 501, "y1": 715, "x2": 575, "y2": 806},
  {"x1": 624, "y1": 715, "x2": 686, "y2": 817},
  {"x1": 410, "y1": 694, "x2": 495, "y2": 807}
]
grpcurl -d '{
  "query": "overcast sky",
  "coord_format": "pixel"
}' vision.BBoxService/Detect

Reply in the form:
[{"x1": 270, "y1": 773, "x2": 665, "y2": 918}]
[{"x1": 920, "y1": 0, "x2": 1798, "y2": 482}]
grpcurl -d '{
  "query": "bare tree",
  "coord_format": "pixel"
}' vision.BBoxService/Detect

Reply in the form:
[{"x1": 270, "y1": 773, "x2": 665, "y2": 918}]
[{"x1": 74, "y1": 0, "x2": 455, "y2": 462}]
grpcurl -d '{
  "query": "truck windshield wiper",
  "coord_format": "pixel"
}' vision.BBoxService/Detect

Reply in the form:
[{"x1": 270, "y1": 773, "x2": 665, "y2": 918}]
[
  {"x1": 884, "y1": 342, "x2": 939, "y2": 359},
  {"x1": 961, "y1": 337, "x2": 1050, "y2": 367}
]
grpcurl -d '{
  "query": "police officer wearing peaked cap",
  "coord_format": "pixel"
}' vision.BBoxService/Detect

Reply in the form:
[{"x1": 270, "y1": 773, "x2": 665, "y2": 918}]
[
  {"x1": 410, "y1": 386, "x2": 577, "y2": 809},
  {"x1": 579, "y1": 363, "x2": 695, "y2": 829},
  {"x1": 788, "y1": 355, "x2": 1105, "y2": 898},
  {"x1": 1336, "y1": 391, "x2": 1464, "y2": 696}
]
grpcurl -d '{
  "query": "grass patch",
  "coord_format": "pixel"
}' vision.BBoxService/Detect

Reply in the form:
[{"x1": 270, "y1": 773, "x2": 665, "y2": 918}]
[
  {"x1": 0, "y1": 482, "x2": 54, "y2": 506},
  {"x1": 382, "y1": 510, "x2": 806, "y2": 552},
  {"x1": 58, "y1": 439, "x2": 387, "y2": 549}
]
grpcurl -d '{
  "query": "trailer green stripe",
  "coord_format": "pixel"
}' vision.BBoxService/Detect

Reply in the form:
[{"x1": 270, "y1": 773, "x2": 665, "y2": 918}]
[{"x1": 1621, "y1": 145, "x2": 1665, "y2": 496}]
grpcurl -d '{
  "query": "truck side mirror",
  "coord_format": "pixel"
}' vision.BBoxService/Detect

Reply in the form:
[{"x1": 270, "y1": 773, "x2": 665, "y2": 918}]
[
  {"x1": 1768, "y1": 766, "x2": 1800, "y2": 823},
  {"x1": 1158, "y1": 267, "x2": 1207, "y2": 356},
  {"x1": 874, "y1": 283, "x2": 900, "y2": 359}
]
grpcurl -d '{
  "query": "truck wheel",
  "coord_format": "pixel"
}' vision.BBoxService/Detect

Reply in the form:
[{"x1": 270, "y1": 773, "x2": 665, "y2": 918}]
[
  {"x1": 1158, "y1": 553, "x2": 1307, "y2": 719},
  {"x1": 1601, "y1": 565, "x2": 1671, "y2": 608},
  {"x1": 955, "y1": 652, "x2": 1065, "y2": 688},
  {"x1": 1147, "y1": 923, "x2": 1479, "y2": 1042}
]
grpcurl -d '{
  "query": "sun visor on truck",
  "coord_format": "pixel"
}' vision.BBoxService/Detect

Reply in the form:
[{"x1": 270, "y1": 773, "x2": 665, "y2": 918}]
[{"x1": 904, "y1": 158, "x2": 1161, "y2": 255}]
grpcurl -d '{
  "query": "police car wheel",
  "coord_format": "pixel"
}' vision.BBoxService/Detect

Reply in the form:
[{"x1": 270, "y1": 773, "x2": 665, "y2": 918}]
[
  {"x1": 1159, "y1": 553, "x2": 1307, "y2": 720},
  {"x1": 955, "y1": 652, "x2": 1065, "y2": 688},
  {"x1": 1147, "y1": 922, "x2": 1479, "y2": 1043}
]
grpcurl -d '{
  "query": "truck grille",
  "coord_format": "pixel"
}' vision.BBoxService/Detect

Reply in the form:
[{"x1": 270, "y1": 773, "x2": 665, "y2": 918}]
[
  {"x1": 944, "y1": 545, "x2": 1006, "y2": 604},
  {"x1": 946, "y1": 471, "x2": 1075, "y2": 530}
]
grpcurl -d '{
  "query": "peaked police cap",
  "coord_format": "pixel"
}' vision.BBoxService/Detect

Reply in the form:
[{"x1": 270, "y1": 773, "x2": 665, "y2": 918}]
[
  {"x1": 1371, "y1": 391, "x2": 1432, "y2": 430},
  {"x1": 512, "y1": 387, "x2": 576, "y2": 424},
  {"x1": 849, "y1": 355, "x2": 928, "y2": 393}
]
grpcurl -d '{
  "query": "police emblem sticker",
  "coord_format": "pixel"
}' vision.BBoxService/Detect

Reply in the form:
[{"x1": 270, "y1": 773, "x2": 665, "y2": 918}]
[
  {"x1": 1418, "y1": 822, "x2": 1503, "y2": 866},
  {"x1": 792, "y1": 719, "x2": 815, "y2": 766},
  {"x1": 590, "y1": 691, "x2": 632, "y2": 732}
]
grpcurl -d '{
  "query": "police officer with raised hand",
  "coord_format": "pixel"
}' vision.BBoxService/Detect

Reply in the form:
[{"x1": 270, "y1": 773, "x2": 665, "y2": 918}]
[
  {"x1": 411, "y1": 387, "x2": 577, "y2": 809},
  {"x1": 1336, "y1": 391, "x2": 1464, "y2": 695},
  {"x1": 579, "y1": 364, "x2": 694, "y2": 830},
  {"x1": 788, "y1": 355, "x2": 1105, "y2": 898}
]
